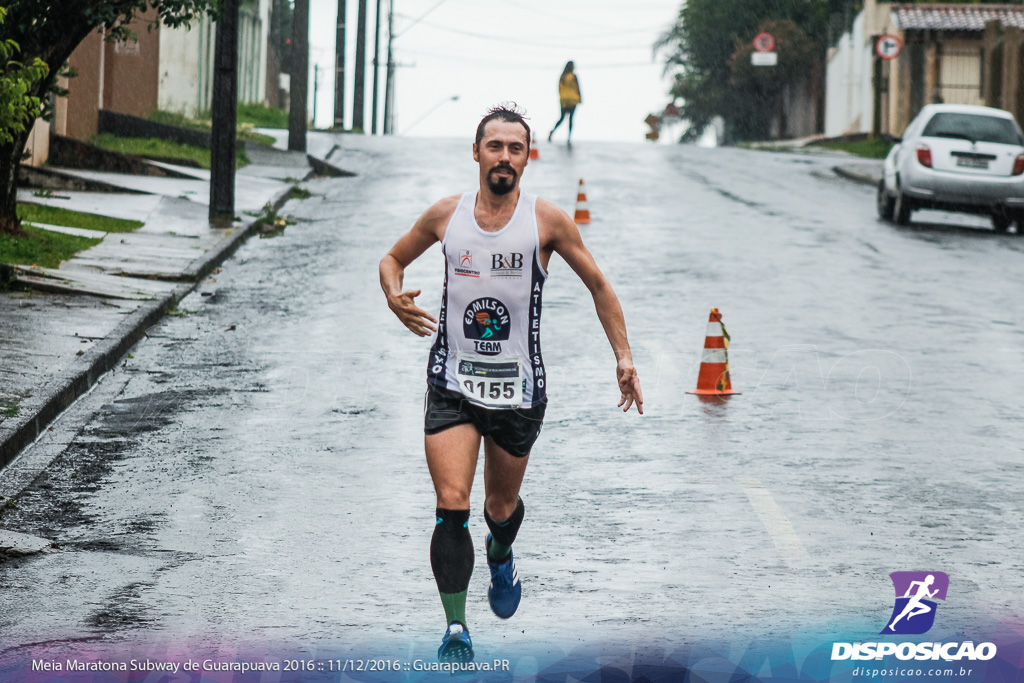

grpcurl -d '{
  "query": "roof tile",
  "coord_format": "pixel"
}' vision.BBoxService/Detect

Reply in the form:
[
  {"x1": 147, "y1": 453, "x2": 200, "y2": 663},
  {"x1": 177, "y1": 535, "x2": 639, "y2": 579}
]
[{"x1": 893, "y1": 3, "x2": 1024, "y2": 31}]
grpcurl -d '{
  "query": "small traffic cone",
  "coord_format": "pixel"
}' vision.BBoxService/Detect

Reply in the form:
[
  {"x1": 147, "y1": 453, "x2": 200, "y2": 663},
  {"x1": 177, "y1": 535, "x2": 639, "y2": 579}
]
[
  {"x1": 530, "y1": 136, "x2": 541, "y2": 160},
  {"x1": 574, "y1": 178, "x2": 591, "y2": 224},
  {"x1": 687, "y1": 308, "x2": 740, "y2": 396}
]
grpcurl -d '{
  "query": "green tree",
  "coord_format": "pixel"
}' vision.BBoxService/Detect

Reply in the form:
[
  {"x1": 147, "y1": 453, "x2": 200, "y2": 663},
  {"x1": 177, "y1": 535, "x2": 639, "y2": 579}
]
[
  {"x1": 657, "y1": 0, "x2": 848, "y2": 143},
  {"x1": 0, "y1": 8, "x2": 48, "y2": 149},
  {"x1": 0, "y1": 0, "x2": 219, "y2": 236},
  {"x1": 728, "y1": 19, "x2": 819, "y2": 141}
]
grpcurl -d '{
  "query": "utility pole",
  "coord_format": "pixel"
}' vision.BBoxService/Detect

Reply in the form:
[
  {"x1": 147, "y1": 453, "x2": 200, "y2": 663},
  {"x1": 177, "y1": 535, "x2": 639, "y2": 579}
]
[
  {"x1": 383, "y1": 0, "x2": 394, "y2": 134},
  {"x1": 353, "y1": 0, "x2": 368, "y2": 132},
  {"x1": 371, "y1": 0, "x2": 382, "y2": 134},
  {"x1": 289, "y1": 0, "x2": 309, "y2": 151},
  {"x1": 210, "y1": 0, "x2": 240, "y2": 225},
  {"x1": 313, "y1": 65, "x2": 320, "y2": 125},
  {"x1": 334, "y1": 0, "x2": 346, "y2": 130},
  {"x1": 266, "y1": 0, "x2": 283, "y2": 108}
]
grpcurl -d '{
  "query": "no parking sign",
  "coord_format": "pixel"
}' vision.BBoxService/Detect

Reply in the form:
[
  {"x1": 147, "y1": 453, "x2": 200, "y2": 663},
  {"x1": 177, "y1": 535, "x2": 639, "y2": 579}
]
[{"x1": 753, "y1": 32, "x2": 775, "y2": 53}]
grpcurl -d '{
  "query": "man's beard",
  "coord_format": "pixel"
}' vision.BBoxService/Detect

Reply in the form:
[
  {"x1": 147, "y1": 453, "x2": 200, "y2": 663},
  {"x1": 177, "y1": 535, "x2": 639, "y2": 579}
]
[{"x1": 486, "y1": 163, "x2": 518, "y2": 195}]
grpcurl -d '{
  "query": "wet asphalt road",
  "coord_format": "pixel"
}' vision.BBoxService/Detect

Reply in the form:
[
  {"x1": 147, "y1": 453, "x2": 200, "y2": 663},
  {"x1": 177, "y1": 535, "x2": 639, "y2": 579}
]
[{"x1": 1, "y1": 136, "x2": 1023, "y2": 666}]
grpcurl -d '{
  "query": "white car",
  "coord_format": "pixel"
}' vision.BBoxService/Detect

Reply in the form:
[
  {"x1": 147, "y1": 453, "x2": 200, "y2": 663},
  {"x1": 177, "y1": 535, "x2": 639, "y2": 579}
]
[{"x1": 877, "y1": 104, "x2": 1024, "y2": 231}]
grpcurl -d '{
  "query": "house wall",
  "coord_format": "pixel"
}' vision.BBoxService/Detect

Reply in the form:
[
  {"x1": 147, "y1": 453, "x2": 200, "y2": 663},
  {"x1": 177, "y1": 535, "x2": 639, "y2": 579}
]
[
  {"x1": 61, "y1": 30, "x2": 104, "y2": 141},
  {"x1": 823, "y1": 1, "x2": 893, "y2": 137},
  {"x1": 158, "y1": 17, "x2": 211, "y2": 116},
  {"x1": 784, "y1": 75, "x2": 821, "y2": 138},
  {"x1": 825, "y1": 11, "x2": 874, "y2": 136},
  {"x1": 158, "y1": 0, "x2": 269, "y2": 116},
  {"x1": 821, "y1": 2, "x2": 1006, "y2": 137},
  {"x1": 53, "y1": 9, "x2": 161, "y2": 143},
  {"x1": 22, "y1": 118, "x2": 50, "y2": 167},
  {"x1": 103, "y1": 7, "x2": 160, "y2": 118}
]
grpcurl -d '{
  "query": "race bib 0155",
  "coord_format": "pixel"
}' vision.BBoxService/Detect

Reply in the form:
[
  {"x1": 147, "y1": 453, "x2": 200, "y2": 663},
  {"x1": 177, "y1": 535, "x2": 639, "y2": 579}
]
[{"x1": 456, "y1": 354, "x2": 523, "y2": 409}]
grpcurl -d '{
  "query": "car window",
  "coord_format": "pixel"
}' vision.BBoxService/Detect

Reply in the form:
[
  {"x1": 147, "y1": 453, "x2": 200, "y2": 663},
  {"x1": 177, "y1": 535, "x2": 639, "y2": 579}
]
[{"x1": 921, "y1": 113, "x2": 1024, "y2": 145}]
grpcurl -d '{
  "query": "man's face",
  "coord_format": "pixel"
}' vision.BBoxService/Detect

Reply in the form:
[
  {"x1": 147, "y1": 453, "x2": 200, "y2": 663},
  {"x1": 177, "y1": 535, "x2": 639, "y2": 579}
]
[{"x1": 473, "y1": 120, "x2": 529, "y2": 196}]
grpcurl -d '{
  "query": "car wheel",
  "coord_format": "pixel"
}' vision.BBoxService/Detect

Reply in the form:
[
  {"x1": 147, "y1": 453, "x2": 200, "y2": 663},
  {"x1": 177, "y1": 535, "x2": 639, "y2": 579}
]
[
  {"x1": 893, "y1": 183, "x2": 913, "y2": 225},
  {"x1": 992, "y1": 211, "x2": 1011, "y2": 233},
  {"x1": 877, "y1": 180, "x2": 895, "y2": 220}
]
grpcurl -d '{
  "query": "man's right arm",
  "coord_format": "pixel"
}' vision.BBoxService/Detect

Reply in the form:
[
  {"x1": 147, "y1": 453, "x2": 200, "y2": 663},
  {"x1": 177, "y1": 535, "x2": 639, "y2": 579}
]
[{"x1": 379, "y1": 196, "x2": 458, "y2": 337}]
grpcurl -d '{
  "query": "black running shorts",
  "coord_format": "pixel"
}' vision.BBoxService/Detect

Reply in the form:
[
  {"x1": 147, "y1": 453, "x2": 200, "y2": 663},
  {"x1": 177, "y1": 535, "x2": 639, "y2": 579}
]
[{"x1": 424, "y1": 383, "x2": 546, "y2": 458}]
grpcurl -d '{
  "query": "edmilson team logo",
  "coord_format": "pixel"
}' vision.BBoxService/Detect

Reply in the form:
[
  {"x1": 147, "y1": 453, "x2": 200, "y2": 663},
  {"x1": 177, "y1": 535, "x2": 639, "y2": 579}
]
[
  {"x1": 882, "y1": 571, "x2": 949, "y2": 635},
  {"x1": 463, "y1": 298, "x2": 510, "y2": 355}
]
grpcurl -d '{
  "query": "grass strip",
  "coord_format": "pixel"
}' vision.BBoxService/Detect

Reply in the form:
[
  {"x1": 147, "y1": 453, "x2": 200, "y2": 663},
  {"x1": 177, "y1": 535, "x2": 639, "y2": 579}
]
[
  {"x1": 17, "y1": 203, "x2": 143, "y2": 234},
  {"x1": 0, "y1": 225, "x2": 103, "y2": 268},
  {"x1": 149, "y1": 109, "x2": 277, "y2": 145},
  {"x1": 90, "y1": 134, "x2": 249, "y2": 170},
  {"x1": 811, "y1": 137, "x2": 893, "y2": 159},
  {"x1": 236, "y1": 103, "x2": 290, "y2": 129}
]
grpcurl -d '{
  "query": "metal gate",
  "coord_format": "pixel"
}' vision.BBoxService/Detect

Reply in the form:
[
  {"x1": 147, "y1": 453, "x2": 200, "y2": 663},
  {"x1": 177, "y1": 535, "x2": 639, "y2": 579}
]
[{"x1": 939, "y1": 47, "x2": 984, "y2": 106}]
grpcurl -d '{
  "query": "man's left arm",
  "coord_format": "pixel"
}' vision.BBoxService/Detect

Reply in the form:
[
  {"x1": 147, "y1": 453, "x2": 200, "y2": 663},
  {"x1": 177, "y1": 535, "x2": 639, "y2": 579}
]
[{"x1": 540, "y1": 201, "x2": 642, "y2": 413}]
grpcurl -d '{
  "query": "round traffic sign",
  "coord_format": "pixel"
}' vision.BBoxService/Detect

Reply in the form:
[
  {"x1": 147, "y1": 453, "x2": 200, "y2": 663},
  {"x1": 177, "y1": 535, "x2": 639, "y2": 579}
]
[
  {"x1": 753, "y1": 32, "x2": 776, "y2": 54},
  {"x1": 876, "y1": 34, "x2": 903, "y2": 60}
]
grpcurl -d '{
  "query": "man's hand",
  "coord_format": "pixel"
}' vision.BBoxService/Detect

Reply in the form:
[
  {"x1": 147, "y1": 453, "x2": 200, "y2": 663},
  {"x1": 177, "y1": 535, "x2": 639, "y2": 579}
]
[
  {"x1": 387, "y1": 289, "x2": 437, "y2": 337},
  {"x1": 616, "y1": 358, "x2": 644, "y2": 414}
]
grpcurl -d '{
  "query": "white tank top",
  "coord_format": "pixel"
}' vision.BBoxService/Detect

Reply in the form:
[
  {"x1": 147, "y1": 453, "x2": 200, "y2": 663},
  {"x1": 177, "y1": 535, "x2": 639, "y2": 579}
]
[{"x1": 427, "y1": 190, "x2": 548, "y2": 408}]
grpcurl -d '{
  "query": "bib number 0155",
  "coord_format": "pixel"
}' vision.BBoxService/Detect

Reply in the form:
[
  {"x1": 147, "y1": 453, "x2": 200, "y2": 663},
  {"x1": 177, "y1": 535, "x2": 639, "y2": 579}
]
[{"x1": 456, "y1": 355, "x2": 523, "y2": 408}]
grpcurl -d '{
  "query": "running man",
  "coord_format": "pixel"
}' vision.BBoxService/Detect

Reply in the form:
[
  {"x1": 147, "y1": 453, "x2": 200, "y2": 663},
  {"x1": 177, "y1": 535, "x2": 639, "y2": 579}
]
[
  {"x1": 887, "y1": 574, "x2": 939, "y2": 632},
  {"x1": 379, "y1": 104, "x2": 642, "y2": 662}
]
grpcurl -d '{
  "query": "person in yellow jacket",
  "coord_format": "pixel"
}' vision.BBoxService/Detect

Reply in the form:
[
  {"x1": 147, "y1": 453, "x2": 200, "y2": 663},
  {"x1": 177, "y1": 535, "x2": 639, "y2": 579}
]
[{"x1": 548, "y1": 61, "x2": 581, "y2": 146}]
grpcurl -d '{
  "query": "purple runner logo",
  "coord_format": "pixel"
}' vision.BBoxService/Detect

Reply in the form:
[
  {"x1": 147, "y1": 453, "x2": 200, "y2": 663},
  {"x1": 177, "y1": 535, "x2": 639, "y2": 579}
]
[{"x1": 882, "y1": 571, "x2": 949, "y2": 635}]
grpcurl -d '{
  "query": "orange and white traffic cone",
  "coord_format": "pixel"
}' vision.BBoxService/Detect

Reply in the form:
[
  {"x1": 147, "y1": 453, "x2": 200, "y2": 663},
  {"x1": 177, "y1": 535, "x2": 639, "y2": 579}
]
[
  {"x1": 574, "y1": 178, "x2": 591, "y2": 224},
  {"x1": 687, "y1": 308, "x2": 740, "y2": 396},
  {"x1": 530, "y1": 136, "x2": 541, "y2": 160}
]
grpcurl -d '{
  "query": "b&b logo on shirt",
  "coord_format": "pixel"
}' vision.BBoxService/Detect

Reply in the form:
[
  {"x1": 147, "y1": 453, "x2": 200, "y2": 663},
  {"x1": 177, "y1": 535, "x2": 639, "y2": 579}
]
[
  {"x1": 491, "y1": 252, "x2": 524, "y2": 278},
  {"x1": 463, "y1": 298, "x2": 511, "y2": 355}
]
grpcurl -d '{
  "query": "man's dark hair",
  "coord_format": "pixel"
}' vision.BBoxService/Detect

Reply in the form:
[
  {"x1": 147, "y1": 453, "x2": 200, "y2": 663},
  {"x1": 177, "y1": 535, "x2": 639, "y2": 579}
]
[{"x1": 475, "y1": 102, "x2": 531, "y2": 152}]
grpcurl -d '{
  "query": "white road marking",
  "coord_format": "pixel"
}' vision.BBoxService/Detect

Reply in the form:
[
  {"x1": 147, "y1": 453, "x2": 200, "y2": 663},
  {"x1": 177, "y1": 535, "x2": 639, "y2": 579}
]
[{"x1": 739, "y1": 477, "x2": 810, "y2": 562}]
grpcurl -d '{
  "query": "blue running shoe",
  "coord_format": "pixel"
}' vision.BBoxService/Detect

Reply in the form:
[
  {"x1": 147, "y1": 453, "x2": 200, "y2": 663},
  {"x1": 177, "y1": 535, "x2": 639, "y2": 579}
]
[
  {"x1": 438, "y1": 622, "x2": 474, "y2": 663},
  {"x1": 486, "y1": 533, "x2": 522, "y2": 619}
]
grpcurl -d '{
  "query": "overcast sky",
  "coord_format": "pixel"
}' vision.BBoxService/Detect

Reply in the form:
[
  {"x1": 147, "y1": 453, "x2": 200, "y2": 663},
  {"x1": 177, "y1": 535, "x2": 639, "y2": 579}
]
[{"x1": 306, "y1": 0, "x2": 684, "y2": 142}]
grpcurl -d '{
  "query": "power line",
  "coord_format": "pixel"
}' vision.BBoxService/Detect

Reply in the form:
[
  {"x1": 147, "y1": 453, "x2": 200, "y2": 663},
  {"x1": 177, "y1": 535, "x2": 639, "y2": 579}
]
[
  {"x1": 394, "y1": 0, "x2": 451, "y2": 38},
  {"x1": 509, "y1": 1, "x2": 672, "y2": 31},
  {"x1": 392, "y1": 18, "x2": 665, "y2": 49},
  {"x1": 401, "y1": 47, "x2": 657, "y2": 70}
]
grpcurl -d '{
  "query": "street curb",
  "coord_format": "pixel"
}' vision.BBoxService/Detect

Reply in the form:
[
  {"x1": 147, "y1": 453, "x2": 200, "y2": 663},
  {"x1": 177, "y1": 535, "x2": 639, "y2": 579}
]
[
  {"x1": 832, "y1": 165, "x2": 879, "y2": 187},
  {"x1": 0, "y1": 182, "x2": 295, "y2": 473}
]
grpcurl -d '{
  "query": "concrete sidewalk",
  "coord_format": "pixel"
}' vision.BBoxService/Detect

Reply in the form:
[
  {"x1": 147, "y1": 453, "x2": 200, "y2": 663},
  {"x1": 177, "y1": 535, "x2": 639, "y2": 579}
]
[
  {"x1": 742, "y1": 134, "x2": 885, "y2": 188},
  {"x1": 832, "y1": 160, "x2": 883, "y2": 187},
  {"x1": 0, "y1": 131, "x2": 350, "y2": 489}
]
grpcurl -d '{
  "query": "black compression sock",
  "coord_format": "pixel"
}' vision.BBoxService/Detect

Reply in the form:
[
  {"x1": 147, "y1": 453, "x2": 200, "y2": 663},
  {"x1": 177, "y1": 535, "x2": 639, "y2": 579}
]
[
  {"x1": 484, "y1": 497, "x2": 524, "y2": 561},
  {"x1": 431, "y1": 508, "x2": 474, "y2": 624}
]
